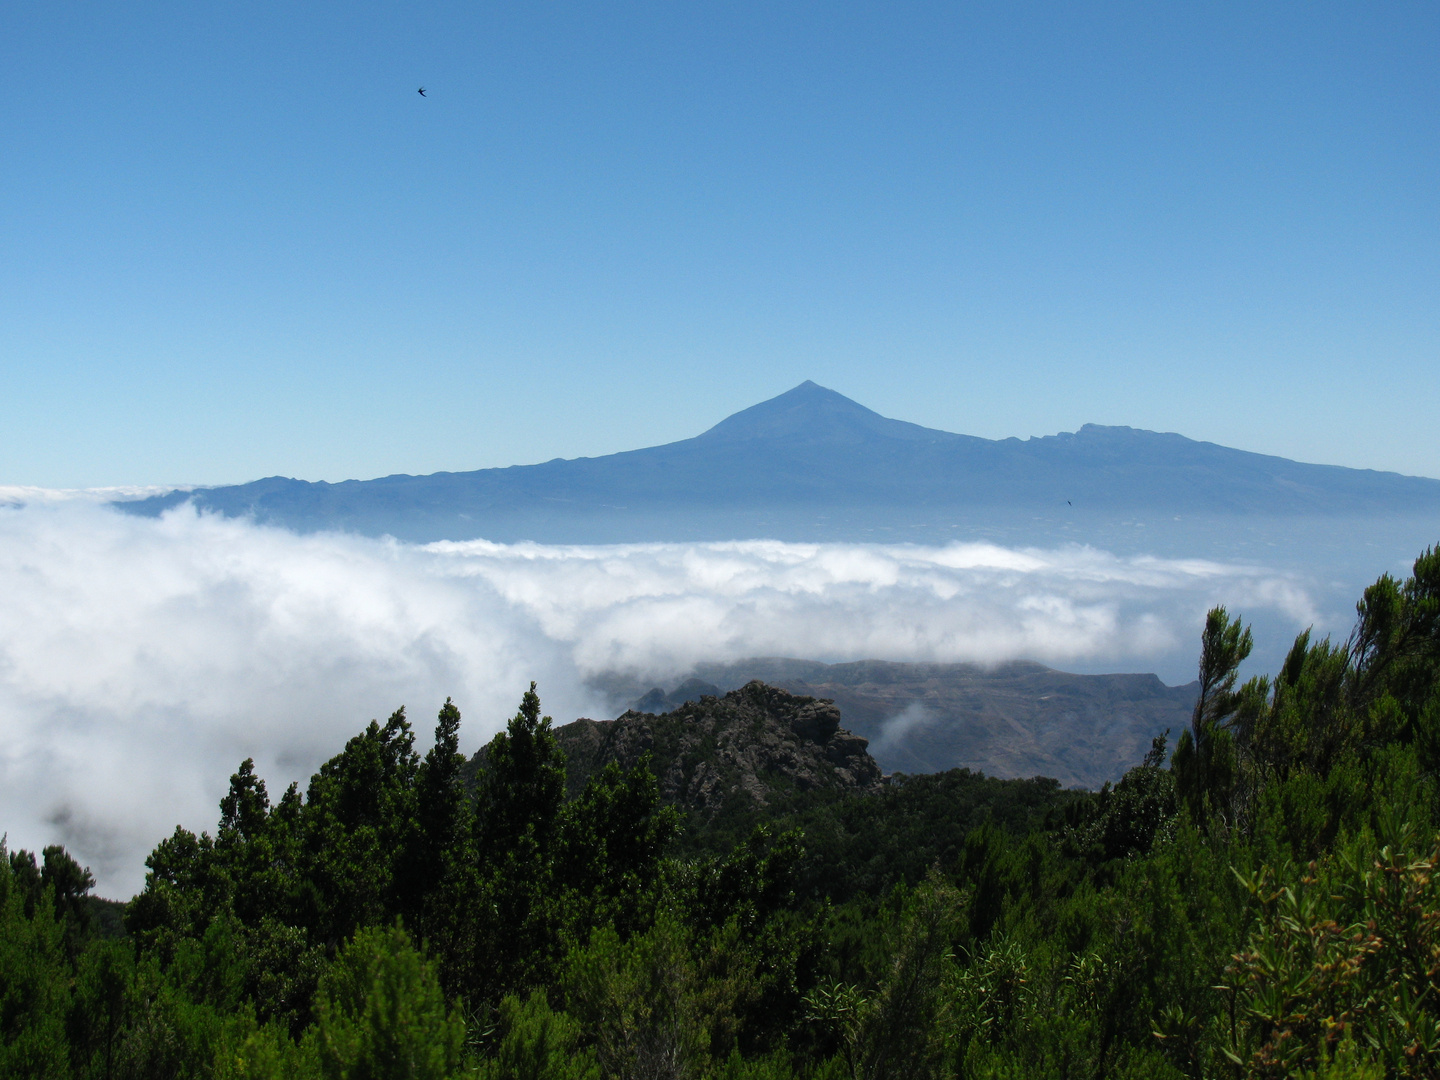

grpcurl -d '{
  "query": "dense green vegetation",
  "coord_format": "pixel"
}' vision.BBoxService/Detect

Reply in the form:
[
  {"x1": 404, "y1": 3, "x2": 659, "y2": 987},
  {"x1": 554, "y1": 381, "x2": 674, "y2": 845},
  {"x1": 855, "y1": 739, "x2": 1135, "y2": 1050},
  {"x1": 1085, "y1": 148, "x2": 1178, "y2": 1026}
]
[{"x1": 7, "y1": 545, "x2": 1440, "y2": 1078}]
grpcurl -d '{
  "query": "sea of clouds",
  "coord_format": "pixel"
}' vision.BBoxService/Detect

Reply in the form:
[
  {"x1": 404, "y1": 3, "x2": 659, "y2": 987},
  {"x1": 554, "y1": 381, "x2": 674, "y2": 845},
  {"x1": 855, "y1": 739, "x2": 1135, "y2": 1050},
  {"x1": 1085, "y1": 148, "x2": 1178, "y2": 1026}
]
[{"x1": 0, "y1": 500, "x2": 1324, "y2": 896}]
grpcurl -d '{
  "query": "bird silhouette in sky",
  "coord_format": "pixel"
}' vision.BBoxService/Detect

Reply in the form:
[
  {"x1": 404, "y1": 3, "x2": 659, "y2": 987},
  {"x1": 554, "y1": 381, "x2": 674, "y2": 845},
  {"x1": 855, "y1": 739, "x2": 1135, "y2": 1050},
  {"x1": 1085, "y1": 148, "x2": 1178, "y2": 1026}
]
[
  {"x1": 417, "y1": 87, "x2": 427, "y2": 97},
  {"x1": 1067, "y1": 500, "x2": 1072, "y2": 506}
]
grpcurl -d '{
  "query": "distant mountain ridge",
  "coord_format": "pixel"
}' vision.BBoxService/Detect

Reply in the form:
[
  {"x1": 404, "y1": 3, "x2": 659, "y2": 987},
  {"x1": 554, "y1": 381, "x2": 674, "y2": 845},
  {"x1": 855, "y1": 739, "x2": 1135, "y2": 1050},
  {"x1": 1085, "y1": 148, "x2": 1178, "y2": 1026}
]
[
  {"x1": 122, "y1": 381, "x2": 1440, "y2": 543},
  {"x1": 593, "y1": 657, "x2": 1199, "y2": 789}
]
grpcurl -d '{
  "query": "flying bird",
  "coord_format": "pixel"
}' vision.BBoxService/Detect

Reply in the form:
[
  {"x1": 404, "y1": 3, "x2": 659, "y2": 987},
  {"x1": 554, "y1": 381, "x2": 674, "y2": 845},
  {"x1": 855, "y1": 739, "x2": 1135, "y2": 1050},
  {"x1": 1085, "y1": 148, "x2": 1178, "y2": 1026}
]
[{"x1": 417, "y1": 86, "x2": 427, "y2": 97}]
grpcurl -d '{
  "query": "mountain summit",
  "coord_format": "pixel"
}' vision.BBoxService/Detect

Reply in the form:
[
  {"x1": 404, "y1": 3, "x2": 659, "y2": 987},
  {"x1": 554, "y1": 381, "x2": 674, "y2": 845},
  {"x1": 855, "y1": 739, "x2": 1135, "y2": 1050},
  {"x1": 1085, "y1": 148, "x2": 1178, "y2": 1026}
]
[
  {"x1": 697, "y1": 380, "x2": 959, "y2": 446},
  {"x1": 123, "y1": 382, "x2": 1440, "y2": 544}
]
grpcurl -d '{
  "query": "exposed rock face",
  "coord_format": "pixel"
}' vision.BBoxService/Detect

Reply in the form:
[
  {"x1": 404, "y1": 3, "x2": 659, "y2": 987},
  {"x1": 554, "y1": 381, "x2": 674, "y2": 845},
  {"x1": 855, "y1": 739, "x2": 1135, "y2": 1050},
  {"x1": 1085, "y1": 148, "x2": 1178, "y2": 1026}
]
[{"x1": 554, "y1": 681, "x2": 883, "y2": 815}]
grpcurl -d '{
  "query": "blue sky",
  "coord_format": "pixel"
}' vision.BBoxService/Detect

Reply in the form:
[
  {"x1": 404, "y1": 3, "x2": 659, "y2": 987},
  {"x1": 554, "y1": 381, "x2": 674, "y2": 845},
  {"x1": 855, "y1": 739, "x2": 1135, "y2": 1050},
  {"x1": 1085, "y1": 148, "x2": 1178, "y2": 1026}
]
[{"x1": 3, "y1": 2, "x2": 1437, "y2": 487}]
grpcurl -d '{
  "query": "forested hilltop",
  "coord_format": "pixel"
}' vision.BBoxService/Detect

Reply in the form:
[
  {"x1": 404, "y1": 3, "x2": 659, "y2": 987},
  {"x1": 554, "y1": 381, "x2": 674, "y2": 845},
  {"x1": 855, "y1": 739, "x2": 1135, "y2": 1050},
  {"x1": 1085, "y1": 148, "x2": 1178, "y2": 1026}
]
[{"x1": 7, "y1": 547, "x2": 1440, "y2": 1078}]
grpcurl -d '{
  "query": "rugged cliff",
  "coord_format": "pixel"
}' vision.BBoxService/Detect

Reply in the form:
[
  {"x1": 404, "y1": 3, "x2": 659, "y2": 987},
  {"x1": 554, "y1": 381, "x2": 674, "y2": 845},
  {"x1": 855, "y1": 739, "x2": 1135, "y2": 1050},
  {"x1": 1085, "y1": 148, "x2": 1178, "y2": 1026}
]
[{"x1": 553, "y1": 681, "x2": 884, "y2": 817}]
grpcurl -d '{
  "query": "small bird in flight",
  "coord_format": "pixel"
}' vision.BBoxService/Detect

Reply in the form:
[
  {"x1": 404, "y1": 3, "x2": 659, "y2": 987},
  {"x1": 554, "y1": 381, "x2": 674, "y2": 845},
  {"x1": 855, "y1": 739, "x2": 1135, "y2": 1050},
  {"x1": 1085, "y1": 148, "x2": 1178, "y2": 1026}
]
[{"x1": 417, "y1": 87, "x2": 427, "y2": 97}]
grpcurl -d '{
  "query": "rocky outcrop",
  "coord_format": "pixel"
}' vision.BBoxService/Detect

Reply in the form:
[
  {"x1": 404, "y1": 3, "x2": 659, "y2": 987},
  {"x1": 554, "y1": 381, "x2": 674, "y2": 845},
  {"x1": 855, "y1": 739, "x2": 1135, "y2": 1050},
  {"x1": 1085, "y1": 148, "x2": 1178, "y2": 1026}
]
[
  {"x1": 555, "y1": 681, "x2": 883, "y2": 816},
  {"x1": 596, "y1": 658, "x2": 1199, "y2": 789}
]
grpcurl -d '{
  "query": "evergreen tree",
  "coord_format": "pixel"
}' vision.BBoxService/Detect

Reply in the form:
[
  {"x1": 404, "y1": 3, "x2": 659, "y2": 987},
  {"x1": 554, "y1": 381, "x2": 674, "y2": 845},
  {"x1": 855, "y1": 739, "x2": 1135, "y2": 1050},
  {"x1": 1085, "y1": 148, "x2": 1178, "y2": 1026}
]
[
  {"x1": 313, "y1": 924, "x2": 463, "y2": 1080},
  {"x1": 468, "y1": 683, "x2": 571, "y2": 999},
  {"x1": 299, "y1": 709, "x2": 419, "y2": 948},
  {"x1": 1173, "y1": 606, "x2": 1251, "y2": 828},
  {"x1": 402, "y1": 698, "x2": 476, "y2": 991}
]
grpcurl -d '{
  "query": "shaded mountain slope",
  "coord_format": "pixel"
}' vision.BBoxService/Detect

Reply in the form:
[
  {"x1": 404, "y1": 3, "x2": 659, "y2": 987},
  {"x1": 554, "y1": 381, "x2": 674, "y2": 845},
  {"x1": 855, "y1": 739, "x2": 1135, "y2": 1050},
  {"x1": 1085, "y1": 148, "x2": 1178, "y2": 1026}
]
[{"x1": 121, "y1": 382, "x2": 1440, "y2": 543}]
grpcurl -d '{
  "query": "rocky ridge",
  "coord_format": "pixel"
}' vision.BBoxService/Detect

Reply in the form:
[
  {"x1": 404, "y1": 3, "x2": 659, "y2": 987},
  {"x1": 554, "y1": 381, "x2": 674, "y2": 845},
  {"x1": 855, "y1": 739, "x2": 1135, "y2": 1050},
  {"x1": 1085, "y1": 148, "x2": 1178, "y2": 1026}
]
[
  {"x1": 553, "y1": 681, "x2": 883, "y2": 816},
  {"x1": 596, "y1": 658, "x2": 1199, "y2": 788}
]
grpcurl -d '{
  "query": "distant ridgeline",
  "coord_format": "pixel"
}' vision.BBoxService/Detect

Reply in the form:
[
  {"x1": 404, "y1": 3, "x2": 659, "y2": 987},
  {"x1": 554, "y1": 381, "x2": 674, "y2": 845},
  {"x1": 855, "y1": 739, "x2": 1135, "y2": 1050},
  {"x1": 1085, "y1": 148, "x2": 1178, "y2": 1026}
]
[
  {"x1": 592, "y1": 658, "x2": 1199, "y2": 789},
  {"x1": 118, "y1": 381, "x2": 1440, "y2": 544}
]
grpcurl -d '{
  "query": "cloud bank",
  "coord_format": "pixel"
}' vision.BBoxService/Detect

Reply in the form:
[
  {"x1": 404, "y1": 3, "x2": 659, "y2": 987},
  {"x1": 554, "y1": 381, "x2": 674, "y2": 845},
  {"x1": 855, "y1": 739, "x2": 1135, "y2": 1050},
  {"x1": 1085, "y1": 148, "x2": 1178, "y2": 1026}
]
[{"x1": 0, "y1": 502, "x2": 1318, "y2": 896}]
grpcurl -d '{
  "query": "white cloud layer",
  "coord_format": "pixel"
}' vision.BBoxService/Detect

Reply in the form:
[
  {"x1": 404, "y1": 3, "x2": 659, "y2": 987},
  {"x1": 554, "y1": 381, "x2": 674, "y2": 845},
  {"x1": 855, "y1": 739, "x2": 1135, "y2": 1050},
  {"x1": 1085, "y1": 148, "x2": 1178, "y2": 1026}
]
[
  {"x1": 0, "y1": 502, "x2": 1319, "y2": 896},
  {"x1": 0, "y1": 484, "x2": 184, "y2": 506}
]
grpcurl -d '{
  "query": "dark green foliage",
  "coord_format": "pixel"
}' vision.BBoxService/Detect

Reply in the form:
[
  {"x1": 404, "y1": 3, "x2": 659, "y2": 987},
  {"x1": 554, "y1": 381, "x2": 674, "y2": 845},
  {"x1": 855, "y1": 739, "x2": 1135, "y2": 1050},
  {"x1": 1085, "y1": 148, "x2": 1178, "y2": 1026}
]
[
  {"x1": 0, "y1": 843, "x2": 72, "y2": 1078},
  {"x1": 556, "y1": 759, "x2": 680, "y2": 938},
  {"x1": 684, "y1": 768, "x2": 1082, "y2": 907},
  {"x1": 67, "y1": 938, "x2": 134, "y2": 1078},
  {"x1": 300, "y1": 709, "x2": 420, "y2": 949},
  {"x1": 563, "y1": 914, "x2": 711, "y2": 1078},
  {"x1": 398, "y1": 698, "x2": 475, "y2": 995},
  {"x1": 7, "y1": 842, "x2": 97, "y2": 955},
  {"x1": 1061, "y1": 732, "x2": 1176, "y2": 872},
  {"x1": 313, "y1": 923, "x2": 463, "y2": 1080},
  {"x1": 844, "y1": 877, "x2": 961, "y2": 1080},
  {"x1": 478, "y1": 990, "x2": 598, "y2": 1080},
  {"x1": 87, "y1": 897, "x2": 129, "y2": 941},
  {"x1": 464, "y1": 684, "x2": 571, "y2": 999},
  {"x1": 1174, "y1": 605, "x2": 1251, "y2": 828},
  {"x1": 476, "y1": 682, "x2": 566, "y2": 865}
]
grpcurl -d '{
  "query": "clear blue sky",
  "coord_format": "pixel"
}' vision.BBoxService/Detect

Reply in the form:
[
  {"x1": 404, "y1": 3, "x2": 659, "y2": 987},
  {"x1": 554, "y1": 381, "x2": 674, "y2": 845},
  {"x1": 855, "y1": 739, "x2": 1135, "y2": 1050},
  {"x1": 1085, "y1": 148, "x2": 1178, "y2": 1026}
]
[{"x1": 3, "y1": 2, "x2": 1437, "y2": 487}]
